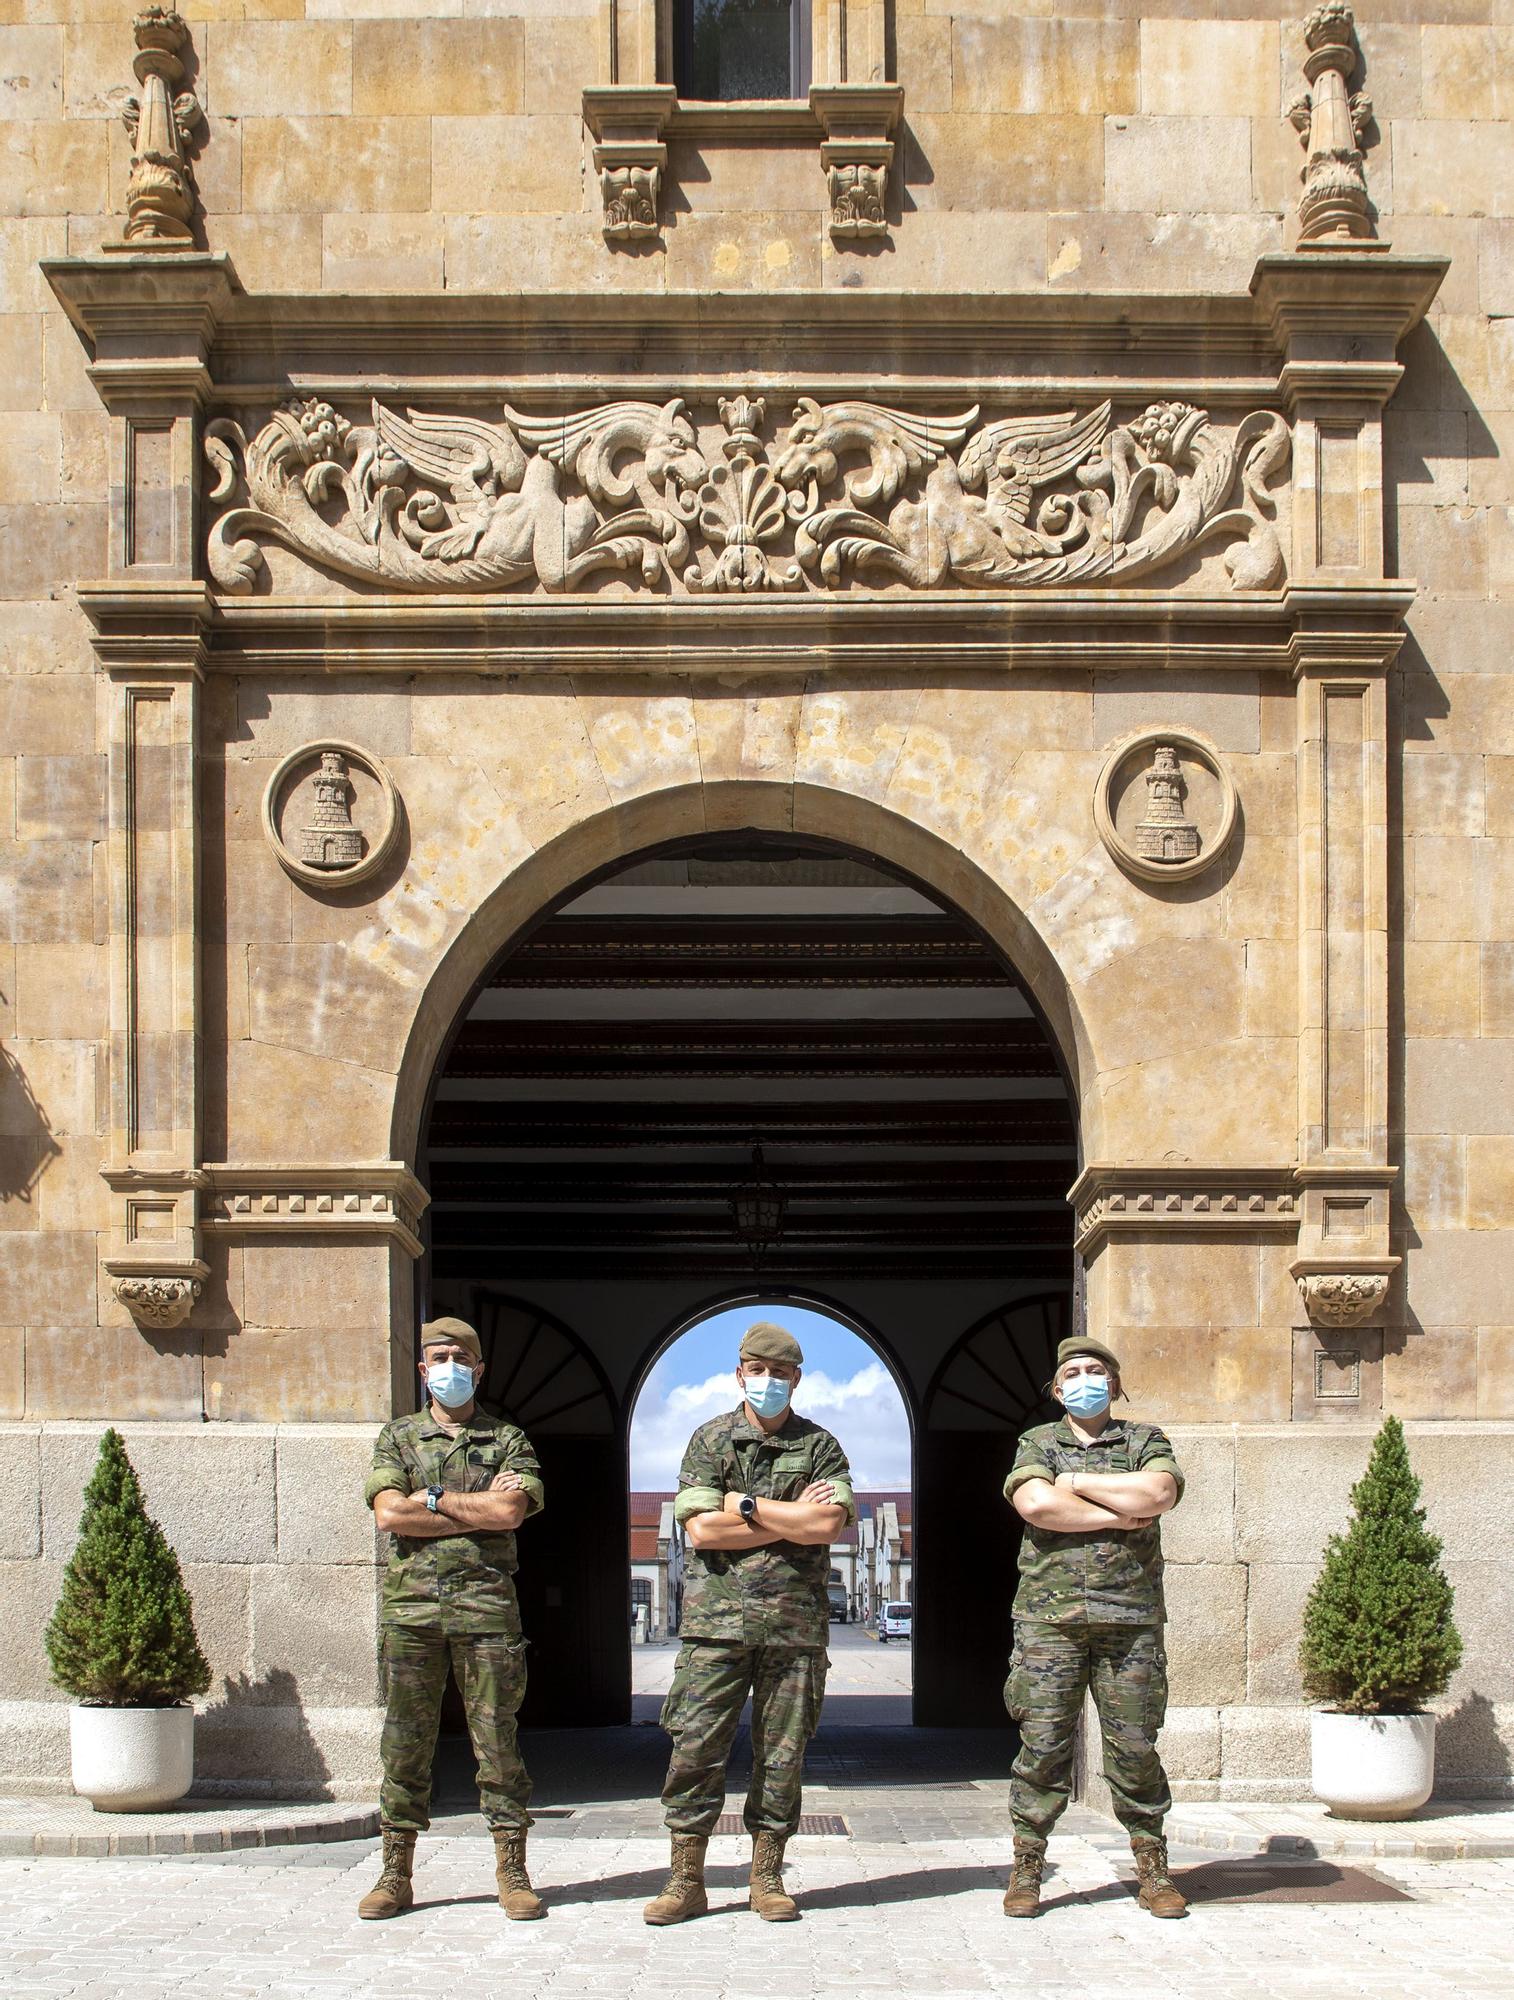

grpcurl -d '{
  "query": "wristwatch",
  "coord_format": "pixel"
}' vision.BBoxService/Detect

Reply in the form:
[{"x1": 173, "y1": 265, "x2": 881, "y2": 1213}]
[
  {"x1": 738, "y1": 1494, "x2": 758, "y2": 1522},
  {"x1": 425, "y1": 1485, "x2": 443, "y2": 1514}
]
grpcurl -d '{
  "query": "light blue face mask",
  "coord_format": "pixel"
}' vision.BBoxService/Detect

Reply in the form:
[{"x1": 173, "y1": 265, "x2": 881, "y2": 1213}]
[
  {"x1": 743, "y1": 1371, "x2": 793, "y2": 1420},
  {"x1": 426, "y1": 1360, "x2": 477, "y2": 1409},
  {"x1": 1062, "y1": 1374, "x2": 1112, "y2": 1418}
]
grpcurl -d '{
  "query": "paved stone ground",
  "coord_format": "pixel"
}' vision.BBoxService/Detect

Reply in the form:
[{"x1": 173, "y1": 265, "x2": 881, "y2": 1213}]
[
  {"x1": 10, "y1": 1635, "x2": 1514, "y2": 1997},
  {"x1": 4, "y1": 1815, "x2": 1514, "y2": 2000}
]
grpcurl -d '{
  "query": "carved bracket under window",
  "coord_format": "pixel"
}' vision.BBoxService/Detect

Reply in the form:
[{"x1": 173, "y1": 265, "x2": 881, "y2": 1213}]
[
  {"x1": 582, "y1": 85, "x2": 677, "y2": 244},
  {"x1": 811, "y1": 84, "x2": 903, "y2": 242}
]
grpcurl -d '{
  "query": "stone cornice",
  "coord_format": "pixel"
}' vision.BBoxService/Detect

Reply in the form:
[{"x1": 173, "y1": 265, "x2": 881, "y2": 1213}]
[
  {"x1": 202, "y1": 1162, "x2": 430, "y2": 1259},
  {"x1": 79, "y1": 580, "x2": 213, "y2": 677},
  {"x1": 185, "y1": 582, "x2": 1412, "y2": 678},
  {"x1": 42, "y1": 254, "x2": 1443, "y2": 403},
  {"x1": 1069, "y1": 1164, "x2": 1300, "y2": 1255}
]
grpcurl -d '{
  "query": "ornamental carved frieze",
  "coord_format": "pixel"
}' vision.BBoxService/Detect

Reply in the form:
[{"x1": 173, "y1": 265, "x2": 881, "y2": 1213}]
[{"x1": 204, "y1": 394, "x2": 1291, "y2": 599}]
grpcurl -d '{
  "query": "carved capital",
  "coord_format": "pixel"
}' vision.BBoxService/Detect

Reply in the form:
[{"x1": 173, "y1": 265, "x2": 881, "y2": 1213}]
[
  {"x1": 1295, "y1": 1269, "x2": 1391, "y2": 1327},
  {"x1": 114, "y1": 10, "x2": 201, "y2": 249},
  {"x1": 1292, "y1": 4, "x2": 1376, "y2": 247},
  {"x1": 582, "y1": 86, "x2": 676, "y2": 246},
  {"x1": 811, "y1": 85, "x2": 903, "y2": 244},
  {"x1": 111, "y1": 1272, "x2": 202, "y2": 1329}
]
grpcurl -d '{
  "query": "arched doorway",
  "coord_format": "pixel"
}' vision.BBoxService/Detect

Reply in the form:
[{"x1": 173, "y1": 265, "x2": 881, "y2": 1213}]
[{"x1": 413, "y1": 822, "x2": 1079, "y2": 1726}]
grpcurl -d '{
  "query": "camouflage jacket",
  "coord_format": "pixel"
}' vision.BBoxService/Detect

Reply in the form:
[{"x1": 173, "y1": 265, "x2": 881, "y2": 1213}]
[
  {"x1": 1004, "y1": 1415, "x2": 1184, "y2": 1628},
  {"x1": 674, "y1": 1408, "x2": 856, "y2": 1648},
  {"x1": 364, "y1": 1407, "x2": 545, "y2": 1634}
]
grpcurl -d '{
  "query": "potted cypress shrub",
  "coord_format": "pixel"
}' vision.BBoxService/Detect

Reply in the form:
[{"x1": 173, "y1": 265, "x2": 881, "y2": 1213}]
[
  {"x1": 44, "y1": 1429, "x2": 211, "y2": 1812},
  {"x1": 1299, "y1": 1416, "x2": 1462, "y2": 1820}
]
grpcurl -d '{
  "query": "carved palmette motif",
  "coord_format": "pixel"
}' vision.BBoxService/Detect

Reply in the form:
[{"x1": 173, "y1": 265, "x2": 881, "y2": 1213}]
[{"x1": 204, "y1": 393, "x2": 1291, "y2": 597}]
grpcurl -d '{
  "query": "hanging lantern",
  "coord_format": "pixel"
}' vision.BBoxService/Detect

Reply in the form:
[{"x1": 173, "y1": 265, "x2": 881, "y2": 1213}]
[{"x1": 730, "y1": 1143, "x2": 785, "y2": 1257}]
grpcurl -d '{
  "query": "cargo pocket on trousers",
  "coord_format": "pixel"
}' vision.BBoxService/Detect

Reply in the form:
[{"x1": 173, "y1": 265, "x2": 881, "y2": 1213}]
[
  {"x1": 1003, "y1": 1642, "x2": 1028, "y2": 1725},
  {"x1": 1145, "y1": 1644, "x2": 1169, "y2": 1737}
]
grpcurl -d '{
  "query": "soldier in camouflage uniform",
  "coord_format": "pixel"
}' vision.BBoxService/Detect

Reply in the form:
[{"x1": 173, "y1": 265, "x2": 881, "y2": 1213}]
[
  {"x1": 1001, "y1": 1336, "x2": 1188, "y2": 1920},
  {"x1": 644, "y1": 1321, "x2": 854, "y2": 1927},
  {"x1": 358, "y1": 1315, "x2": 547, "y2": 1923}
]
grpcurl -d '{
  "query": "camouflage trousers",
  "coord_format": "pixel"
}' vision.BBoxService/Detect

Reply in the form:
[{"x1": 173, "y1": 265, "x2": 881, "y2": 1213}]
[
  {"x1": 378, "y1": 1624, "x2": 532, "y2": 1834},
  {"x1": 1004, "y1": 1621, "x2": 1170, "y2": 1843},
  {"x1": 659, "y1": 1641, "x2": 828, "y2": 1839}
]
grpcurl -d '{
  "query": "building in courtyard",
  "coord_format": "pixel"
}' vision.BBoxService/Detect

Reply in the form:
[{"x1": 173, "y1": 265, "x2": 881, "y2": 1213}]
[
  {"x1": 3, "y1": 0, "x2": 1512, "y2": 1803},
  {"x1": 629, "y1": 1490, "x2": 680, "y2": 1641}
]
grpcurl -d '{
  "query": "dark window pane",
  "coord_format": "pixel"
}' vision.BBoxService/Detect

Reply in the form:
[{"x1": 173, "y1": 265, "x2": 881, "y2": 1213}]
[{"x1": 680, "y1": 0, "x2": 794, "y2": 101}]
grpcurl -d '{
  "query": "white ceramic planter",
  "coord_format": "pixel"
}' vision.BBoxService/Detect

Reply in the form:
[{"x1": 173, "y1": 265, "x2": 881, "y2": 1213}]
[
  {"x1": 69, "y1": 1705, "x2": 194, "y2": 1813},
  {"x1": 1310, "y1": 1709, "x2": 1436, "y2": 1820}
]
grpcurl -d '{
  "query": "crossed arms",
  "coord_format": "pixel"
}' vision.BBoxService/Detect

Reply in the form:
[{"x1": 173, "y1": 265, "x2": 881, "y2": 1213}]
[
  {"x1": 372, "y1": 1469, "x2": 531, "y2": 1541},
  {"x1": 1010, "y1": 1468, "x2": 1179, "y2": 1534},
  {"x1": 682, "y1": 1482, "x2": 849, "y2": 1551}
]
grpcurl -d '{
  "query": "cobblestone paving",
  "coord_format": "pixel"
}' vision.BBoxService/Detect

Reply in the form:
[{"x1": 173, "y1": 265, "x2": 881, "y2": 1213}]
[{"x1": 4, "y1": 1816, "x2": 1514, "y2": 2000}]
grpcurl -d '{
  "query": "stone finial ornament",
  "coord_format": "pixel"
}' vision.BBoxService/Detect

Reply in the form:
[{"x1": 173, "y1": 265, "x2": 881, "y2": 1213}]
[
  {"x1": 1289, "y1": 2, "x2": 1375, "y2": 245},
  {"x1": 1134, "y1": 745, "x2": 1200, "y2": 864},
  {"x1": 117, "y1": 8, "x2": 202, "y2": 247}
]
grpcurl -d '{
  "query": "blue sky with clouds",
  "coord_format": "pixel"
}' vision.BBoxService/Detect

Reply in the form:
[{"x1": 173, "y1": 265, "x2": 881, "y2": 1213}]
[{"x1": 629, "y1": 1301, "x2": 912, "y2": 1491}]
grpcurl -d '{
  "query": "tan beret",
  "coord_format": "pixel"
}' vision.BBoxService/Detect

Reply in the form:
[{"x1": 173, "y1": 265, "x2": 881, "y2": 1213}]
[
  {"x1": 739, "y1": 1320, "x2": 803, "y2": 1369},
  {"x1": 420, "y1": 1315, "x2": 482, "y2": 1361},
  {"x1": 1056, "y1": 1335, "x2": 1120, "y2": 1376}
]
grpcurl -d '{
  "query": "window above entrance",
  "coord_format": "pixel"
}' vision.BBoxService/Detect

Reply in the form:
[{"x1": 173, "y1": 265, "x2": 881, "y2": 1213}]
[{"x1": 675, "y1": 0, "x2": 812, "y2": 102}]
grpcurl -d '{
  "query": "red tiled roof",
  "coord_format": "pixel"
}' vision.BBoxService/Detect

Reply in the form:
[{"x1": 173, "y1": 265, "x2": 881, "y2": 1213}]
[
  {"x1": 630, "y1": 1527, "x2": 661, "y2": 1560},
  {"x1": 629, "y1": 1491, "x2": 675, "y2": 1527}
]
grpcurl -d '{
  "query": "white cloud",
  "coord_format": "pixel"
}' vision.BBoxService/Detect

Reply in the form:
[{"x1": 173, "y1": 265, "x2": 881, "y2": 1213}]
[{"x1": 631, "y1": 1362, "x2": 911, "y2": 1491}]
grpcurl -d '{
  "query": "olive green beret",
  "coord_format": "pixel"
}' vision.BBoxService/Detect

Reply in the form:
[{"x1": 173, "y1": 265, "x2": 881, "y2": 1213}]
[
  {"x1": 739, "y1": 1321, "x2": 804, "y2": 1369},
  {"x1": 1055, "y1": 1335, "x2": 1121, "y2": 1376},
  {"x1": 420, "y1": 1315, "x2": 482, "y2": 1361}
]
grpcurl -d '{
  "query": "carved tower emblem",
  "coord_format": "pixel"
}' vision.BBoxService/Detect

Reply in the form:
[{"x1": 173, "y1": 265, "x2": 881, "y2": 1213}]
[
  {"x1": 299, "y1": 751, "x2": 365, "y2": 870},
  {"x1": 1134, "y1": 745, "x2": 1201, "y2": 864}
]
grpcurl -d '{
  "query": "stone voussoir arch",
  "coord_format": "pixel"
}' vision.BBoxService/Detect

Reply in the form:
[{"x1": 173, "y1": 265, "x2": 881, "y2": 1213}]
[{"x1": 389, "y1": 777, "x2": 1098, "y2": 1171}]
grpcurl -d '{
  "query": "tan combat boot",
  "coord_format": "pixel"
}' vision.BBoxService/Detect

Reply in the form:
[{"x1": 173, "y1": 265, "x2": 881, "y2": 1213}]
[
  {"x1": 1001, "y1": 1837, "x2": 1046, "y2": 1918},
  {"x1": 357, "y1": 1829, "x2": 416, "y2": 1920},
  {"x1": 642, "y1": 1832, "x2": 709, "y2": 1925},
  {"x1": 1131, "y1": 1835, "x2": 1188, "y2": 1918},
  {"x1": 493, "y1": 1828, "x2": 545, "y2": 1919},
  {"x1": 748, "y1": 1830, "x2": 799, "y2": 1921}
]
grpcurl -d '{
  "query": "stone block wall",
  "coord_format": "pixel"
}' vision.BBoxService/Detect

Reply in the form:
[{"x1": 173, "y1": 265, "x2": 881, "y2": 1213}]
[
  {"x1": 1, "y1": 1422, "x2": 384, "y2": 1797},
  {"x1": 2, "y1": 0, "x2": 1513, "y2": 1798}
]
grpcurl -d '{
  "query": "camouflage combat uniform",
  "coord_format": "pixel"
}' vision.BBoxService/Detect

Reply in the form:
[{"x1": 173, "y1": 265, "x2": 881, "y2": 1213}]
[
  {"x1": 661, "y1": 1408, "x2": 855, "y2": 1839},
  {"x1": 1003, "y1": 1415, "x2": 1184, "y2": 1842},
  {"x1": 364, "y1": 1409, "x2": 545, "y2": 1834}
]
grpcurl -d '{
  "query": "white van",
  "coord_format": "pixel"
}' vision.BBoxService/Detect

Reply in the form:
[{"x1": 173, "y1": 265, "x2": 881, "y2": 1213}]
[{"x1": 878, "y1": 1601, "x2": 912, "y2": 1642}]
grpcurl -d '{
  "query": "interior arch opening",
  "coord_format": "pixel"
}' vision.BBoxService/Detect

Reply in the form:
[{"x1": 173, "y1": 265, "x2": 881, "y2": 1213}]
[
  {"x1": 629, "y1": 1295, "x2": 915, "y2": 1724},
  {"x1": 417, "y1": 827, "x2": 1077, "y2": 1729}
]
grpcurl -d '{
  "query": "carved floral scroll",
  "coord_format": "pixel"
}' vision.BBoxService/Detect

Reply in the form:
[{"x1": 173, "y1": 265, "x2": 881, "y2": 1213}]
[{"x1": 204, "y1": 393, "x2": 1291, "y2": 599}]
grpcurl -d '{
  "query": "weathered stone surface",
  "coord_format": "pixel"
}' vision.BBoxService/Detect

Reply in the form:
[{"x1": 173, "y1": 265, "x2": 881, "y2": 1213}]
[
  {"x1": 275, "y1": 1426, "x2": 385, "y2": 1565},
  {"x1": 250, "y1": 1563, "x2": 380, "y2": 1706},
  {"x1": 1164, "y1": 1564, "x2": 1247, "y2": 1706},
  {"x1": 41, "y1": 1424, "x2": 277, "y2": 1566},
  {"x1": 0, "y1": 1560, "x2": 66, "y2": 1700}
]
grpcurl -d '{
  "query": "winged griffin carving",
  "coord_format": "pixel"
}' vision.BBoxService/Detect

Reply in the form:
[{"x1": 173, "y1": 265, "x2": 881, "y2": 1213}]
[{"x1": 204, "y1": 393, "x2": 1290, "y2": 597}]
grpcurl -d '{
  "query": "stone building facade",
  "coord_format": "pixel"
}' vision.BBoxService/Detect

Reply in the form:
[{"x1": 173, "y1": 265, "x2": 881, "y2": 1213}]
[{"x1": 2, "y1": 0, "x2": 1512, "y2": 1800}]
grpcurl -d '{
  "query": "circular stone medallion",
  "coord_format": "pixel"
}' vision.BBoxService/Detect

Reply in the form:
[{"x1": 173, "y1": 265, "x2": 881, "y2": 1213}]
[
  {"x1": 261, "y1": 740, "x2": 400, "y2": 890},
  {"x1": 1094, "y1": 727, "x2": 1237, "y2": 886}
]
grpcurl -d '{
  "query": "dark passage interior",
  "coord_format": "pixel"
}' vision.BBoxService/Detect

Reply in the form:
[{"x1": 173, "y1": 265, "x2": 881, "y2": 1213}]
[{"x1": 419, "y1": 833, "x2": 1077, "y2": 1730}]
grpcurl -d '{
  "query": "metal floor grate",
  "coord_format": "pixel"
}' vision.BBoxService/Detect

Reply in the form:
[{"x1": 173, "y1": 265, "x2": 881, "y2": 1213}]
[{"x1": 713, "y1": 1813, "x2": 849, "y2": 1837}]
